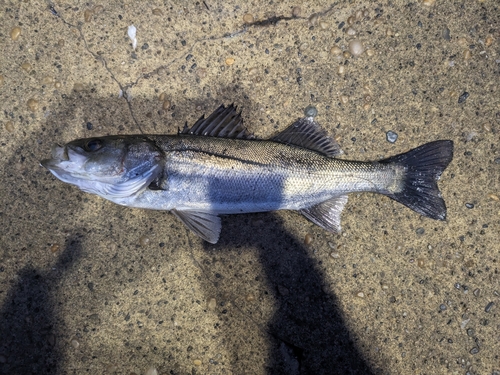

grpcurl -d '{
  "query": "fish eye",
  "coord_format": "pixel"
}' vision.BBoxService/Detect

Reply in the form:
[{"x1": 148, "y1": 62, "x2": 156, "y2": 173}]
[{"x1": 83, "y1": 139, "x2": 103, "y2": 152}]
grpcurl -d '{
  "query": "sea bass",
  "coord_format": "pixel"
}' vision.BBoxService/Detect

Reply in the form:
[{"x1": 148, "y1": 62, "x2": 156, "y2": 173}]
[{"x1": 41, "y1": 104, "x2": 453, "y2": 243}]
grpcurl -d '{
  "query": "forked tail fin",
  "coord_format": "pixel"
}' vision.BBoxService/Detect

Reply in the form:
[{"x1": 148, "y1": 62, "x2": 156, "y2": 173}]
[{"x1": 380, "y1": 140, "x2": 454, "y2": 220}]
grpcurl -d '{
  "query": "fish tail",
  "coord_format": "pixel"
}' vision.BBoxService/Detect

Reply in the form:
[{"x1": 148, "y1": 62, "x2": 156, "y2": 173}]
[{"x1": 380, "y1": 140, "x2": 454, "y2": 220}]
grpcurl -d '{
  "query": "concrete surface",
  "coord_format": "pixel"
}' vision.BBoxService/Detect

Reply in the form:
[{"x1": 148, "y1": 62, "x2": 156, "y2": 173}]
[{"x1": 1, "y1": 0, "x2": 499, "y2": 374}]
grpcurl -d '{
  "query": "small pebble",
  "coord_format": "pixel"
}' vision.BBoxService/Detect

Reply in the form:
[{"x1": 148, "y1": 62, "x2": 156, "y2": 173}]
[
  {"x1": 442, "y1": 27, "x2": 451, "y2": 41},
  {"x1": 340, "y1": 95, "x2": 349, "y2": 104},
  {"x1": 469, "y1": 347, "x2": 479, "y2": 355},
  {"x1": 162, "y1": 100, "x2": 171, "y2": 110},
  {"x1": 463, "y1": 50, "x2": 472, "y2": 60},
  {"x1": 308, "y1": 13, "x2": 319, "y2": 27},
  {"x1": 84, "y1": 9, "x2": 93, "y2": 22},
  {"x1": 10, "y1": 26, "x2": 22, "y2": 41},
  {"x1": 485, "y1": 301, "x2": 494, "y2": 313},
  {"x1": 145, "y1": 367, "x2": 158, "y2": 375},
  {"x1": 422, "y1": 0, "x2": 436, "y2": 6},
  {"x1": 193, "y1": 359, "x2": 202, "y2": 366},
  {"x1": 93, "y1": 5, "x2": 103, "y2": 14},
  {"x1": 366, "y1": 49, "x2": 375, "y2": 57},
  {"x1": 245, "y1": 294, "x2": 255, "y2": 302},
  {"x1": 356, "y1": 291, "x2": 365, "y2": 298},
  {"x1": 243, "y1": 14, "x2": 254, "y2": 24},
  {"x1": 319, "y1": 21, "x2": 329, "y2": 30},
  {"x1": 278, "y1": 285, "x2": 289, "y2": 296},
  {"x1": 42, "y1": 76, "x2": 54, "y2": 85},
  {"x1": 139, "y1": 235, "x2": 150, "y2": 247},
  {"x1": 458, "y1": 91, "x2": 469, "y2": 103},
  {"x1": 386, "y1": 28, "x2": 394, "y2": 37},
  {"x1": 488, "y1": 193, "x2": 499, "y2": 201},
  {"x1": 71, "y1": 339, "x2": 80, "y2": 349},
  {"x1": 439, "y1": 304, "x2": 447, "y2": 311},
  {"x1": 5, "y1": 121, "x2": 14, "y2": 133},
  {"x1": 465, "y1": 203, "x2": 474, "y2": 209},
  {"x1": 304, "y1": 233, "x2": 313, "y2": 245},
  {"x1": 21, "y1": 62, "x2": 31, "y2": 72},
  {"x1": 347, "y1": 15, "x2": 355, "y2": 25},
  {"x1": 417, "y1": 258, "x2": 425, "y2": 268},
  {"x1": 330, "y1": 46, "x2": 342, "y2": 56},
  {"x1": 50, "y1": 244, "x2": 60, "y2": 253},
  {"x1": 292, "y1": 6, "x2": 301, "y2": 17},
  {"x1": 343, "y1": 51, "x2": 351, "y2": 59},
  {"x1": 329, "y1": 252, "x2": 340, "y2": 259},
  {"x1": 386, "y1": 131, "x2": 398, "y2": 143},
  {"x1": 73, "y1": 83, "x2": 85, "y2": 92},
  {"x1": 225, "y1": 57, "x2": 235, "y2": 66},
  {"x1": 152, "y1": 8, "x2": 163, "y2": 16},
  {"x1": 337, "y1": 65, "x2": 345, "y2": 74},
  {"x1": 86, "y1": 122, "x2": 93, "y2": 130},
  {"x1": 485, "y1": 36, "x2": 494, "y2": 47},
  {"x1": 207, "y1": 297, "x2": 216, "y2": 311},
  {"x1": 54, "y1": 81, "x2": 62, "y2": 89},
  {"x1": 27, "y1": 98, "x2": 39, "y2": 112},
  {"x1": 304, "y1": 105, "x2": 317, "y2": 117},
  {"x1": 473, "y1": 288, "x2": 481, "y2": 297},
  {"x1": 346, "y1": 27, "x2": 357, "y2": 36},
  {"x1": 348, "y1": 40, "x2": 364, "y2": 56}
]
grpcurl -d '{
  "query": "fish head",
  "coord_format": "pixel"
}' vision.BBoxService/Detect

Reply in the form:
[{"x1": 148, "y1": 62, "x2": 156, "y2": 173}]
[{"x1": 41, "y1": 136, "x2": 164, "y2": 200}]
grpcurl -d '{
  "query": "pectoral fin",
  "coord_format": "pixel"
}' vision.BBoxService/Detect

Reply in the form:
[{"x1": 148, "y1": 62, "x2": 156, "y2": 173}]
[
  {"x1": 172, "y1": 210, "x2": 221, "y2": 244},
  {"x1": 300, "y1": 195, "x2": 348, "y2": 233}
]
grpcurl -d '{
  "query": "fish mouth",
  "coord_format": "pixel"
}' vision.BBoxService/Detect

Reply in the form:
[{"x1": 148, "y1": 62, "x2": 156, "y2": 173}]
[
  {"x1": 40, "y1": 144, "x2": 68, "y2": 169},
  {"x1": 40, "y1": 144, "x2": 91, "y2": 185}
]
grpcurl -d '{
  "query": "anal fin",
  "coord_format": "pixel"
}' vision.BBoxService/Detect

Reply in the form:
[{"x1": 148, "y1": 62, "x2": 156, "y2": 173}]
[
  {"x1": 172, "y1": 210, "x2": 221, "y2": 244},
  {"x1": 300, "y1": 195, "x2": 348, "y2": 233}
]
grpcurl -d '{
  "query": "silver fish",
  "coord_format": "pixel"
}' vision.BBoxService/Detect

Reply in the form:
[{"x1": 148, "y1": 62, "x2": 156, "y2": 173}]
[{"x1": 41, "y1": 104, "x2": 453, "y2": 243}]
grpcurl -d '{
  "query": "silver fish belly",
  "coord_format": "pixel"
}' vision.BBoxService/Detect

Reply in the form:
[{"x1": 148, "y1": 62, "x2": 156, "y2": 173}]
[{"x1": 41, "y1": 104, "x2": 453, "y2": 243}]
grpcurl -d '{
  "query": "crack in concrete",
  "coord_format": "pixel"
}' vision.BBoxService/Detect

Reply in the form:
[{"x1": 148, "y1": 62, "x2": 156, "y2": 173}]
[{"x1": 46, "y1": 1, "x2": 337, "y2": 135}]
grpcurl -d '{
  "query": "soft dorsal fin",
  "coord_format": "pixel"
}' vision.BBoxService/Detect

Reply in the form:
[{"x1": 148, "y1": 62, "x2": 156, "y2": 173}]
[
  {"x1": 300, "y1": 195, "x2": 348, "y2": 233},
  {"x1": 180, "y1": 104, "x2": 254, "y2": 139},
  {"x1": 271, "y1": 117, "x2": 342, "y2": 157}
]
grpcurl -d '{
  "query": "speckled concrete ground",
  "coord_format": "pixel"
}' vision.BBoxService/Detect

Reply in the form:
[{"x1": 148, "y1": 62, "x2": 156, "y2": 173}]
[{"x1": 1, "y1": 1, "x2": 499, "y2": 374}]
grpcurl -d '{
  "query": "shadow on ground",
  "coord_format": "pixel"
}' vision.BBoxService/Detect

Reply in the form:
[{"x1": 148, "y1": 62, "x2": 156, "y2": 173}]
[
  {"x1": 204, "y1": 213, "x2": 376, "y2": 375},
  {"x1": 0, "y1": 234, "x2": 83, "y2": 374}
]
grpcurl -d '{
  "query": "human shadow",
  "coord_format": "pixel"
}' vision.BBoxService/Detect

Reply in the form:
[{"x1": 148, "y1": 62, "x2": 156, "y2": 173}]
[
  {"x1": 204, "y1": 213, "x2": 375, "y2": 375},
  {"x1": 0, "y1": 234, "x2": 83, "y2": 374}
]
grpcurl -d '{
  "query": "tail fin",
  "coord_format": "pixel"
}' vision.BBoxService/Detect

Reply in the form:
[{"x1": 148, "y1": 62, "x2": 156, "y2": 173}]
[{"x1": 380, "y1": 140, "x2": 453, "y2": 220}]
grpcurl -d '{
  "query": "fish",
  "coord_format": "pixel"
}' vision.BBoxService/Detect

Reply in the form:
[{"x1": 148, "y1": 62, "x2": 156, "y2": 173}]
[{"x1": 41, "y1": 104, "x2": 454, "y2": 244}]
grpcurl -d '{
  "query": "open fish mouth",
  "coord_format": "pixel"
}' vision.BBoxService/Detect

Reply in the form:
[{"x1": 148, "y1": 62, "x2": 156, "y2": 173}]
[
  {"x1": 40, "y1": 144, "x2": 68, "y2": 167},
  {"x1": 40, "y1": 144, "x2": 90, "y2": 183},
  {"x1": 50, "y1": 144, "x2": 69, "y2": 161}
]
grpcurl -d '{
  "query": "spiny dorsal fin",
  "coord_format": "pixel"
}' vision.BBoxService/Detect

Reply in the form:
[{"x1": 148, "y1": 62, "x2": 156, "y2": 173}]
[
  {"x1": 271, "y1": 117, "x2": 342, "y2": 157},
  {"x1": 300, "y1": 195, "x2": 348, "y2": 233},
  {"x1": 180, "y1": 104, "x2": 254, "y2": 139}
]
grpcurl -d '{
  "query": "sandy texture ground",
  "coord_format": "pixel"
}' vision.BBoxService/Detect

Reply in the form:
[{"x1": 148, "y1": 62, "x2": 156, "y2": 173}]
[{"x1": 1, "y1": 1, "x2": 499, "y2": 374}]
